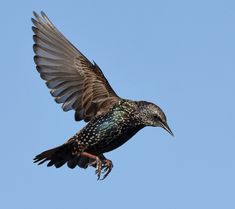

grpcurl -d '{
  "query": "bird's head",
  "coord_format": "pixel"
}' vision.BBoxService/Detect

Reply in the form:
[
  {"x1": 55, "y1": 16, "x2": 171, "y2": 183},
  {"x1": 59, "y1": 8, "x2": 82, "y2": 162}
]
[{"x1": 135, "y1": 101, "x2": 174, "y2": 136}]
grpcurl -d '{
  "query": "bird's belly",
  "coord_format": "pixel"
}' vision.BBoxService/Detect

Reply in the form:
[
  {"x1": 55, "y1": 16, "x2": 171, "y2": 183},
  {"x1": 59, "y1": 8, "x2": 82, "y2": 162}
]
[{"x1": 89, "y1": 126, "x2": 142, "y2": 154}]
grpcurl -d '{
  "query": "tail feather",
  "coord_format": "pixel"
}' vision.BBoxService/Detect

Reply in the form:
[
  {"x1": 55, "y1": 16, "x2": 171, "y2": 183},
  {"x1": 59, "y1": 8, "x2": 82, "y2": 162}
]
[
  {"x1": 34, "y1": 143, "x2": 107, "y2": 169},
  {"x1": 67, "y1": 157, "x2": 79, "y2": 169},
  {"x1": 53, "y1": 160, "x2": 67, "y2": 168},
  {"x1": 34, "y1": 143, "x2": 98, "y2": 169},
  {"x1": 34, "y1": 146, "x2": 59, "y2": 164},
  {"x1": 34, "y1": 144, "x2": 72, "y2": 168}
]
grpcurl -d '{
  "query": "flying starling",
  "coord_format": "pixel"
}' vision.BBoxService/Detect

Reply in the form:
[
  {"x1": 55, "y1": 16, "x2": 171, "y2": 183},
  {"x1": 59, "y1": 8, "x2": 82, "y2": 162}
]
[{"x1": 32, "y1": 11, "x2": 173, "y2": 180}]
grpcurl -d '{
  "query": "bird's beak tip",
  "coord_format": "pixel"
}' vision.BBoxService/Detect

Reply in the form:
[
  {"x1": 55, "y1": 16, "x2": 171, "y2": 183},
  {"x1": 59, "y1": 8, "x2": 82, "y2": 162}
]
[
  {"x1": 161, "y1": 122, "x2": 174, "y2": 137},
  {"x1": 167, "y1": 129, "x2": 174, "y2": 137}
]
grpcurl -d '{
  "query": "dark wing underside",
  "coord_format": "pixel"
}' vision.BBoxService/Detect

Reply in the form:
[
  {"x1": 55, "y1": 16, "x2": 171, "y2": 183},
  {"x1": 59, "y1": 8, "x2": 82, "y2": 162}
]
[{"x1": 32, "y1": 11, "x2": 120, "y2": 122}]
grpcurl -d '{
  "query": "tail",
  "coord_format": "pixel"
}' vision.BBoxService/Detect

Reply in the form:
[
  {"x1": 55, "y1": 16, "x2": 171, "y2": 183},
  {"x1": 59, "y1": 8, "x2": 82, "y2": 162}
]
[{"x1": 33, "y1": 143, "x2": 94, "y2": 169}]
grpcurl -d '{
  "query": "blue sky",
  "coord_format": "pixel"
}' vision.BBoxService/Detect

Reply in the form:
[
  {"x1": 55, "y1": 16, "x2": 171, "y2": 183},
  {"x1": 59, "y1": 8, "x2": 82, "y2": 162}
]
[{"x1": 1, "y1": 1, "x2": 235, "y2": 208}]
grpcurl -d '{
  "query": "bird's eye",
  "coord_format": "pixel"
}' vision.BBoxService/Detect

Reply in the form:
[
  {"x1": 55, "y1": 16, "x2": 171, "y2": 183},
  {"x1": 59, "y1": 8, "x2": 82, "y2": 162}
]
[{"x1": 153, "y1": 115, "x2": 159, "y2": 120}]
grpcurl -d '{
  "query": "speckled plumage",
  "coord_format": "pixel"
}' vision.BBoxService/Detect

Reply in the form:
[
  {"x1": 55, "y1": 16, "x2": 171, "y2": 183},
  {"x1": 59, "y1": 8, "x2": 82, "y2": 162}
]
[
  {"x1": 72, "y1": 100, "x2": 144, "y2": 154},
  {"x1": 32, "y1": 12, "x2": 173, "y2": 180}
]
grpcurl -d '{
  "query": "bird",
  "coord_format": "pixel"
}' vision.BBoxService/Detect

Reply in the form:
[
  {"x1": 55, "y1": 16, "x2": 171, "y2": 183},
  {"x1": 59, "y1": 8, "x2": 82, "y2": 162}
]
[{"x1": 32, "y1": 11, "x2": 174, "y2": 180}]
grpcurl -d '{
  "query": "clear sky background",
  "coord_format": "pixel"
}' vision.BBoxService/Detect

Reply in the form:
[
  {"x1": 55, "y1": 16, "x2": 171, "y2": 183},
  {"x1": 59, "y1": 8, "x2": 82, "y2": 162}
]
[{"x1": 1, "y1": 1, "x2": 235, "y2": 209}]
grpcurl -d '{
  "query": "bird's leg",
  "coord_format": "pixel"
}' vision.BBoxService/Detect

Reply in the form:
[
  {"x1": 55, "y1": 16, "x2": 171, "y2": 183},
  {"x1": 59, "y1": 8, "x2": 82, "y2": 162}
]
[
  {"x1": 100, "y1": 159, "x2": 113, "y2": 180},
  {"x1": 80, "y1": 152, "x2": 102, "y2": 180},
  {"x1": 94, "y1": 157, "x2": 102, "y2": 180},
  {"x1": 89, "y1": 158, "x2": 113, "y2": 180},
  {"x1": 80, "y1": 152, "x2": 113, "y2": 180}
]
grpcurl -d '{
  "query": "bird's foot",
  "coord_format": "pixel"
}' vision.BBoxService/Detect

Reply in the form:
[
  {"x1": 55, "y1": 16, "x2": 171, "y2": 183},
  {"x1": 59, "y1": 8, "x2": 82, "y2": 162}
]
[
  {"x1": 100, "y1": 159, "x2": 113, "y2": 180},
  {"x1": 94, "y1": 157, "x2": 103, "y2": 180},
  {"x1": 88, "y1": 158, "x2": 113, "y2": 180},
  {"x1": 81, "y1": 152, "x2": 113, "y2": 180}
]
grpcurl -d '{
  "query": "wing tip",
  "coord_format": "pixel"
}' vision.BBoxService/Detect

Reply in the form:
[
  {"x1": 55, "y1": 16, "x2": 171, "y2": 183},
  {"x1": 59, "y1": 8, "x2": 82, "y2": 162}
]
[
  {"x1": 33, "y1": 44, "x2": 38, "y2": 53},
  {"x1": 41, "y1": 11, "x2": 46, "y2": 18},
  {"x1": 33, "y1": 55, "x2": 39, "y2": 64},
  {"x1": 32, "y1": 11, "x2": 37, "y2": 18},
  {"x1": 32, "y1": 11, "x2": 48, "y2": 24}
]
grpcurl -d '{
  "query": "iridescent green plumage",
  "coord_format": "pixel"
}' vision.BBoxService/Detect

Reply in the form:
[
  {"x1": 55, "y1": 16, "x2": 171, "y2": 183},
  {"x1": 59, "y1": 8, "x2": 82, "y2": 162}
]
[{"x1": 76, "y1": 100, "x2": 144, "y2": 154}]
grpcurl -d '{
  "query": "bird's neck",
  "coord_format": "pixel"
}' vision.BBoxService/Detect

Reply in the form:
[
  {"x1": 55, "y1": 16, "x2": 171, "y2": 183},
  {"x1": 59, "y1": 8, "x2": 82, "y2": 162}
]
[{"x1": 114, "y1": 99, "x2": 146, "y2": 128}]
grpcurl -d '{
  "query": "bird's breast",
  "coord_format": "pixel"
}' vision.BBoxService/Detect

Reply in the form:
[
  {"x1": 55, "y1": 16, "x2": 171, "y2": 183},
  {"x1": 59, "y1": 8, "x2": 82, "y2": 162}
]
[{"x1": 83, "y1": 109, "x2": 144, "y2": 154}]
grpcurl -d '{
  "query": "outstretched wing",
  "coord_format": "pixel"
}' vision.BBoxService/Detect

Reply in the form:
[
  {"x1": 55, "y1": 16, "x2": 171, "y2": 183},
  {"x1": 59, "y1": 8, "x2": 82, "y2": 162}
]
[{"x1": 32, "y1": 11, "x2": 120, "y2": 122}]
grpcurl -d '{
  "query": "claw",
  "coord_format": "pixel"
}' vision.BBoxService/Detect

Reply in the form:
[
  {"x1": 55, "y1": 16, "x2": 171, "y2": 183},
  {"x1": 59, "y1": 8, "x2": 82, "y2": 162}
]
[
  {"x1": 100, "y1": 159, "x2": 113, "y2": 180},
  {"x1": 85, "y1": 153, "x2": 113, "y2": 180},
  {"x1": 94, "y1": 157, "x2": 102, "y2": 180}
]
